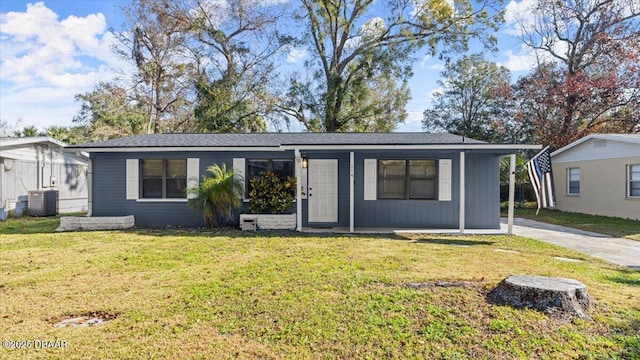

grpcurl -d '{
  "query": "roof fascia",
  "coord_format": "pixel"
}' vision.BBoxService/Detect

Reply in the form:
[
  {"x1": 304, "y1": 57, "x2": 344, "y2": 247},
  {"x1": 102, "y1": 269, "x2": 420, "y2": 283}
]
[
  {"x1": 71, "y1": 144, "x2": 541, "y2": 153},
  {"x1": 551, "y1": 134, "x2": 640, "y2": 157},
  {"x1": 69, "y1": 146, "x2": 286, "y2": 153},
  {"x1": 282, "y1": 144, "x2": 541, "y2": 151},
  {"x1": 596, "y1": 134, "x2": 640, "y2": 145},
  {"x1": 551, "y1": 134, "x2": 597, "y2": 157},
  {"x1": 1, "y1": 136, "x2": 66, "y2": 149}
]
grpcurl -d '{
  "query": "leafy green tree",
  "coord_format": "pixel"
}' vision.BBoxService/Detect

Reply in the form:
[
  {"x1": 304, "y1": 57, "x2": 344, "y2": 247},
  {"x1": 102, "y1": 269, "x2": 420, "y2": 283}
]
[
  {"x1": 13, "y1": 125, "x2": 41, "y2": 137},
  {"x1": 177, "y1": 0, "x2": 290, "y2": 132},
  {"x1": 422, "y1": 54, "x2": 515, "y2": 142},
  {"x1": 285, "y1": 0, "x2": 505, "y2": 132},
  {"x1": 500, "y1": 153, "x2": 535, "y2": 203},
  {"x1": 114, "y1": 0, "x2": 197, "y2": 134},
  {"x1": 74, "y1": 82, "x2": 147, "y2": 142},
  {"x1": 44, "y1": 126, "x2": 87, "y2": 145},
  {"x1": 336, "y1": 70, "x2": 410, "y2": 132},
  {"x1": 187, "y1": 164, "x2": 244, "y2": 227},
  {"x1": 193, "y1": 73, "x2": 267, "y2": 133}
]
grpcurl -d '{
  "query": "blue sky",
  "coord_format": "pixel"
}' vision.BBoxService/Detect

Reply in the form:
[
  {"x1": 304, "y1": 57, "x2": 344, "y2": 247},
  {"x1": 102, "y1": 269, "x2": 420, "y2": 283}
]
[{"x1": 0, "y1": 0, "x2": 539, "y2": 133}]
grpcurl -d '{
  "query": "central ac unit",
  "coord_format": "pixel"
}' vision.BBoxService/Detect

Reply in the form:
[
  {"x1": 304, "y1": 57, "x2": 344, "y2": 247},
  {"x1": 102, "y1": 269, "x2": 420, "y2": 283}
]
[{"x1": 28, "y1": 190, "x2": 59, "y2": 216}]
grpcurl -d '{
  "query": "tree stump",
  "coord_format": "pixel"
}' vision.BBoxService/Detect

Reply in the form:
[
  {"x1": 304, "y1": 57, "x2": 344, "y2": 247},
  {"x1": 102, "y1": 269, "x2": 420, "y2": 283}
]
[{"x1": 487, "y1": 275, "x2": 593, "y2": 319}]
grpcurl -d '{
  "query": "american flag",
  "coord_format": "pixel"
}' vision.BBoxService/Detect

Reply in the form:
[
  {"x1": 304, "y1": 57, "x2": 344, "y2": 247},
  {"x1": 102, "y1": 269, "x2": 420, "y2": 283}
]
[{"x1": 527, "y1": 146, "x2": 556, "y2": 213}]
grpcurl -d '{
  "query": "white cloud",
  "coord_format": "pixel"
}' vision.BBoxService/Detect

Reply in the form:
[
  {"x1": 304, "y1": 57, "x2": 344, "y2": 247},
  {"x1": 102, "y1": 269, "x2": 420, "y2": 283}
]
[
  {"x1": 190, "y1": 0, "x2": 229, "y2": 25},
  {"x1": 344, "y1": 17, "x2": 387, "y2": 50},
  {"x1": 396, "y1": 110, "x2": 424, "y2": 132},
  {"x1": 0, "y1": 85, "x2": 85, "y2": 129},
  {"x1": 359, "y1": 17, "x2": 386, "y2": 39},
  {"x1": 0, "y1": 2, "x2": 122, "y2": 130},
  {"x1": 504, "y1": 0, "x2": 537, "y2": 35},
  {"x1": 190, "y1": 0, "x2": 290, "y2": 26},
  {"x1": 420, "y1": 54, "x2": 431, "y2": 68},
  {"x1": 500, "y1": 49, "x2": 537, "y2": 72},
  {"x1": 287, "y1": 48, "x2": 307, "y2": 63},
  {"x1": 499, "y1": 40, "x2": 568, "y2": 73}
]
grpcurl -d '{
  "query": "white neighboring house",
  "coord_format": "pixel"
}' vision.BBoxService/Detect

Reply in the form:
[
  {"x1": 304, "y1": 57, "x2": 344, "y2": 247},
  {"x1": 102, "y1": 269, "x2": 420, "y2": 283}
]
[
  {"x1": 551, "y1": 133, "x2": 640, "y2": 220},
  {"x1": 0, "y1": 137, "x2": 89, "y2": 219}
]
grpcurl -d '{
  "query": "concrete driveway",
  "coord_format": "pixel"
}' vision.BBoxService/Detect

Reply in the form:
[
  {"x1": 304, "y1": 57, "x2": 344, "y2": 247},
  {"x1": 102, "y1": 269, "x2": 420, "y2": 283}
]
[{"x1": 501, "y1": 218, "x2": 640, "y2": 270}]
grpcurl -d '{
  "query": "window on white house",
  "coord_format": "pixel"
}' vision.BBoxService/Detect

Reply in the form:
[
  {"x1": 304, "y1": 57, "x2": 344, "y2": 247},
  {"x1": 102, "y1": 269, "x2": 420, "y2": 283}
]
[
  {"x1": 141, "y1": 159, "x2": 187, "y2": 199},
  {"x1": 628, "y1": 164, "x2": 640, "y2": 198},
  {"x1": 378, "y1": 159, "x2": 437, "y2": 200},
  {"x1": 568, "y1": 167, "x2": 580, "y2": 195}
]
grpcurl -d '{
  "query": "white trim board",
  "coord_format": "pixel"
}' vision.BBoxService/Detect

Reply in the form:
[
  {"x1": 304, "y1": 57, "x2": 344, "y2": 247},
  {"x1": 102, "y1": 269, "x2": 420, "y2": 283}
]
[
  {"x1": 281, "y1": 144, "x2": 541, "y2": 151},
  {"x1": 71, "y1": 144, "x2": 541, "y2": 153},
  {"x1": 552, "y1": 137, "x2": 640, "y2": 163},
  {"x1": 552, "y1": 133, "x2": 640, "y2": 158},
  {"x1": 70, "y1": 146, "x2": 284, "y2": 153}
]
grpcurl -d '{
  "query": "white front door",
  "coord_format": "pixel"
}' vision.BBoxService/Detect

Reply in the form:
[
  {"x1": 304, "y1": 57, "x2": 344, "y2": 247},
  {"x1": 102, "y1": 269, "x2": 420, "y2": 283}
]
[{"x1": 308, "y1": 159, "x2": 338, "y2": 223}]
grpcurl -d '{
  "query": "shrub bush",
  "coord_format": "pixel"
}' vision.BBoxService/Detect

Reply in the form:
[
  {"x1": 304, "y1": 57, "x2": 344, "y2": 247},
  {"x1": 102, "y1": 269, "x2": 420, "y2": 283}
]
[
  {"x1": 187, "y1": 164, "x2": 243, "y2": 227},
  {"x1": 249, "y1": 171, "x2": 296, "y2": 214}
]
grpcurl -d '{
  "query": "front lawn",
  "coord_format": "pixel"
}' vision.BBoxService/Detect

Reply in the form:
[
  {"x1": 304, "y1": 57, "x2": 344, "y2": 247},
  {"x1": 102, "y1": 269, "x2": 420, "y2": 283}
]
[{"x1": 1, "y1": 216, "x2": 639, "y2": 359}]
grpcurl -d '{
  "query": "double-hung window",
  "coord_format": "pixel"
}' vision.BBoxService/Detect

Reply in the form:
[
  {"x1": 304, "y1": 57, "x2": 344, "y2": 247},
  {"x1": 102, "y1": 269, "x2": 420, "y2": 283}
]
[
  {"x1": 628, "y1": 164, "x2": 640, "y2": 198},
  {"x1": 378, "y1": 159, "x2": 437, "y2": 200},
  {"x1": 567, "y1": 167, "x2": 580, "y2": 195},
  {"x1": 141, "y1": 159, "x2": 187, "y2": 199}
]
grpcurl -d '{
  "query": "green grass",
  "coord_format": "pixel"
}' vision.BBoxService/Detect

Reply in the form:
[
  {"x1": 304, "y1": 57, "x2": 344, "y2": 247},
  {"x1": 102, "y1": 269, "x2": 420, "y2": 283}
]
[
  {"x1": 505, "y1": 205, "x2": 640, "y2": 241},
  {"x1": 0, "y1": 213, "x2": 86, "y2": 234},
  {"x1": 1, "y1": 216, "x2": 639, "y2": 359}
]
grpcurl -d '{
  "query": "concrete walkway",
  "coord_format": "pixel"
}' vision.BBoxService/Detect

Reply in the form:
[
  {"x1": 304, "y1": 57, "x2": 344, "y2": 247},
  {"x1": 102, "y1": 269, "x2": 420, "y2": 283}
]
[{"x1": 501, "y1": 218, "x2": 640, "y2": 270}]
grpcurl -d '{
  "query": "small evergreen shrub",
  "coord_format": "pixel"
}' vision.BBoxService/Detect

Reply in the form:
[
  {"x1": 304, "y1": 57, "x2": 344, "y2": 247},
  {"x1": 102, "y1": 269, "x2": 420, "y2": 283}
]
[
  {"x1": 249, "y1": 171, "x2": 296, "y2": 214},
  {"x1": 187, "y1": 164, "x2": 243, "y2": 227}
]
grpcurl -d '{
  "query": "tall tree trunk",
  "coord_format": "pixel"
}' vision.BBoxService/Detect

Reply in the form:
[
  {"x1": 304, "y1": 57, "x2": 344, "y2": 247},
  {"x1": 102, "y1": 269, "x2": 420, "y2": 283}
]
[
  {"x1": 561, "y1": 94, "x2": 577, "y2": 142},
  {"x1": 324, "y1": 75, "x2": 340, "y2": 132},
  {"x1": 153, "y1": 69, "x2": 162, "y2": 133}
]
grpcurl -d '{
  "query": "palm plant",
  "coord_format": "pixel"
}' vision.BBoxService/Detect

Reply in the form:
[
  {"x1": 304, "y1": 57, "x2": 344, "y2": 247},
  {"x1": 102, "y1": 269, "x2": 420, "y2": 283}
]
[{"x1": 187, "y1": 164, "x2": 243, "y2": 227}]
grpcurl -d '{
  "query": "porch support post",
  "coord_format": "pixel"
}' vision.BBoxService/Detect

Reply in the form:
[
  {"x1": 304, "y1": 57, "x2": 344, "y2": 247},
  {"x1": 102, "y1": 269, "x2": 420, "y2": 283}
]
[
  {"x1": 87, "y1": 158, "x2": 93, "y2": 217},
  {"x1": 507, "y1": 153, "x2": 516, "y2": 235},
  {"x1": 295, "y1": 149, "x2": 302, "y2": 232},
  {"x1": 349, "y1": 151, "x2": 354, "y2": 233},
  {"x1": 459, "y1": 151, "x2": 465, "y2": 234}
]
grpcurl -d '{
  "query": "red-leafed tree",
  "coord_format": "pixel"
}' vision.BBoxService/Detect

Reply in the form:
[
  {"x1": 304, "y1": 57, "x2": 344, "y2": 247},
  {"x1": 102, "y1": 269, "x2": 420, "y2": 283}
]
[
  {"x1": 513, "y1": 0, "x2": 640, "y2": 149},
  {"x1": 514, "y1": 62, "x2": 639, "y2": 150}
]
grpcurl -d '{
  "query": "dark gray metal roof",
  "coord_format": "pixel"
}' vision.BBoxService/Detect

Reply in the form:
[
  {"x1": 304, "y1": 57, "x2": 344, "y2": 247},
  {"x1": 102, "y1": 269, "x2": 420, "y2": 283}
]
[{"x1": 70, "y1": 132, "x2": 485, "y2": 148}]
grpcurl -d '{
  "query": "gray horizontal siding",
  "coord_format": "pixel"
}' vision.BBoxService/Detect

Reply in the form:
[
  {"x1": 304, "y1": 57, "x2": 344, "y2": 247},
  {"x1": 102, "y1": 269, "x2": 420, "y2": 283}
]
[
  {"x1": 353, "y1": 151, "x2": 500, "y2": 229},
  {"x1": 464, "y1": 153, "x2": 500, "y2": 229},
  {"x1": 354, "y1": 151, "x2": 459, "y2": 228},
  {"x1": 91, "y1": 150, "x2": 501, "y2": 229},
  {"x1": 91, "y1": 151, "x2": 293, "y2": 227}
]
